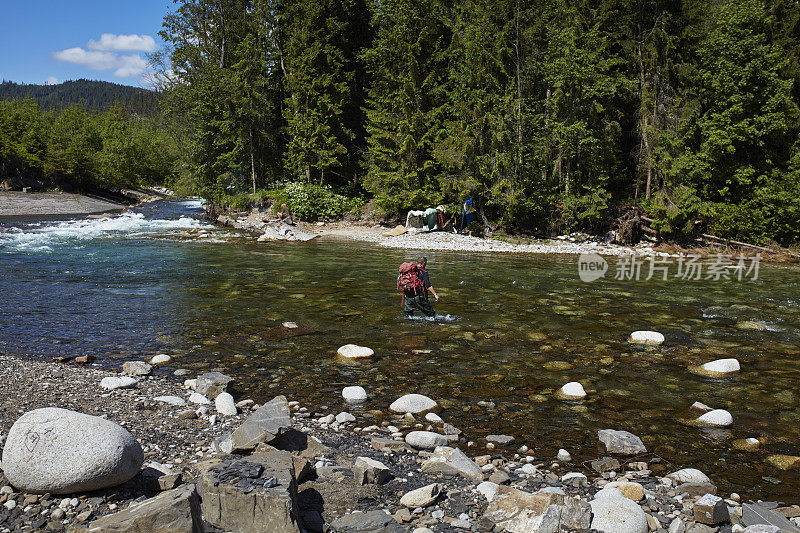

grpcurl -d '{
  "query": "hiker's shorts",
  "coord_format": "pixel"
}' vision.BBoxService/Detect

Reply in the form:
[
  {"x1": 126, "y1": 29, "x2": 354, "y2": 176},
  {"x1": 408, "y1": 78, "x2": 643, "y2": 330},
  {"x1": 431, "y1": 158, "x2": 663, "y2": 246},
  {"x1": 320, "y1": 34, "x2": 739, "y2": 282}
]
[{"x1": 403, "y1": 294, "x2": 436, "y2": 318}]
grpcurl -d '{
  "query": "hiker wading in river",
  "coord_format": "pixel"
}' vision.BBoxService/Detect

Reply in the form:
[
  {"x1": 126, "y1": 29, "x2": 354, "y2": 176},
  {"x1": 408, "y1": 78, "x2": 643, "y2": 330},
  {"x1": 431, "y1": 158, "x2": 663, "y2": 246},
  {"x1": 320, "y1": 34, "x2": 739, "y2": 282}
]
[{"x1": 398, "y1": 256, "x2": 439, "y2": 318}]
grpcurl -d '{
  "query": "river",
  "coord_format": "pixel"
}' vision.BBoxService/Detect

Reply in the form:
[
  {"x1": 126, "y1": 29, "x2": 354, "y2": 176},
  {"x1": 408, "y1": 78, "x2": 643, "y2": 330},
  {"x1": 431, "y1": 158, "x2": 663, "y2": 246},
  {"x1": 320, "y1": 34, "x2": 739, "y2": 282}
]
[{"x1": 1, "y1": 199, "x2": 799, "y2": 500}]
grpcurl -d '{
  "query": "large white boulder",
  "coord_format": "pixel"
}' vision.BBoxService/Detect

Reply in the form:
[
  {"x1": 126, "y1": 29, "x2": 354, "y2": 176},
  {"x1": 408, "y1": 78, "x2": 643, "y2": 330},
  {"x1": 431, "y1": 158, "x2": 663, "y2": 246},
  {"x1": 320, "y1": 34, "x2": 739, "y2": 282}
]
[
  {"x1": 628, "y1": 331, "x2": 665, "y2": 345},
  {"x1": 1, "y1": 407, "x2": 143, "y2": 494},
  {"x1": 389, "y1": 394, "x2": 438, "y2": 414},
  {"x1": 554, "y1": 382, "x2": 587, "y2": 400},
  {"x1": 336, "y1": 344, "x2": 374, "y2": 359},
  {"x1": 697, "y1": 409, "x2": 733, "y2": 427},
  {"x1": 590, "y1": 488, "x2": 649, "y2": 533},
  {"x1": 342, "y1": 386, "x2": 368, "y2": 403}
]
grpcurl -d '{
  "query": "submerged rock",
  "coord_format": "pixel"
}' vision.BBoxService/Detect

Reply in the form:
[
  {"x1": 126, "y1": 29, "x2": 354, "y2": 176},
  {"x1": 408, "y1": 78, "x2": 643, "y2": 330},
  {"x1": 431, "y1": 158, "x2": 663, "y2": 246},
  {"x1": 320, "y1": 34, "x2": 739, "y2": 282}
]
[
  {"x1": 736, "y1": 321, "x2": 766, "y2": 331},
  {"x1": 2, "y1": 407, "x2": 144, "y2": 494}
]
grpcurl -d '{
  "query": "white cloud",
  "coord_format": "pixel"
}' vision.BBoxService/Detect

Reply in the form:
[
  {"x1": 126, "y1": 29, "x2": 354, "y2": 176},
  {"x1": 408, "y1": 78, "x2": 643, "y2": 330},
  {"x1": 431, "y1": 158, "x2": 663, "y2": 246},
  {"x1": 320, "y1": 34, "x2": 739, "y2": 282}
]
[
  {"x1": 87, "y1": 33, "x2": 156, "y2": 53},
  {"x1": 45, "y1": 76, "x2": 60, "y2": 85},
  {"x1": 53, "y1": 47, "x2": 149, "y2": 79},
  {"x1": 53, "y1": 47, "x2": 119, "y2": 70}
]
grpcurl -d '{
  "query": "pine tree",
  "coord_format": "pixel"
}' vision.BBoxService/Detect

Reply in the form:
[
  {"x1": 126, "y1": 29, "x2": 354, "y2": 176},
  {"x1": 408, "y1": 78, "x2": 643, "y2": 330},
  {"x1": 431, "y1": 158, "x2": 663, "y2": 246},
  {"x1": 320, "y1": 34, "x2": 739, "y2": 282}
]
[{"x1": 363, "y1": 0, "x2": 451, "y2": 212}]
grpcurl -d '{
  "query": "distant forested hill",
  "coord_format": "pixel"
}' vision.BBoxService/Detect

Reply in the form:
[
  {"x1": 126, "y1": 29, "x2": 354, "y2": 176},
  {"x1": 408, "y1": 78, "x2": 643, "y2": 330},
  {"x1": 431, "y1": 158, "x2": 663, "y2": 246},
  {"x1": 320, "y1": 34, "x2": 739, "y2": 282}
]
[{"x1": 0, "y1": 79, "x2": 158, "y2": 115}]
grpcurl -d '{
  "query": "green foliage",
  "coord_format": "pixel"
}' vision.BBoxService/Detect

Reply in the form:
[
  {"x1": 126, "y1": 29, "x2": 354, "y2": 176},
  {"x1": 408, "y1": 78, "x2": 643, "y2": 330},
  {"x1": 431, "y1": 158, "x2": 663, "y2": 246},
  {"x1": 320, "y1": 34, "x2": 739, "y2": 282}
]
[
  {"x1": 0, "y1": 98, "x2": 177, "y2": 190},
  {"x1": 154, "y1": 0, "x2": 800, "y2": 247},
  {"x1": 271, "y1": 181, "x2": 364, "y2": 220},
  {"x1": 0, "y1": 80, "x2": 158, "y2": 115},
  {"x1": 559, "y1": 186, "x2": 611, "y2": 232},
  {"x1": 647, "y1": 186, "x2": 706, "y2": 243}
]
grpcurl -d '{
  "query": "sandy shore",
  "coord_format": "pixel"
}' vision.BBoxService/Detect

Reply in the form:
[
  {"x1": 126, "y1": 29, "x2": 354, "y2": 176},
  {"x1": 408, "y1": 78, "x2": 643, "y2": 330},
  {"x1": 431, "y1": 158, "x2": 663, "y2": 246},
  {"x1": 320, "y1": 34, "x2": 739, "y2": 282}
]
[{"x1": 0, "y1": 192, "x2": 126, "y2": 217}]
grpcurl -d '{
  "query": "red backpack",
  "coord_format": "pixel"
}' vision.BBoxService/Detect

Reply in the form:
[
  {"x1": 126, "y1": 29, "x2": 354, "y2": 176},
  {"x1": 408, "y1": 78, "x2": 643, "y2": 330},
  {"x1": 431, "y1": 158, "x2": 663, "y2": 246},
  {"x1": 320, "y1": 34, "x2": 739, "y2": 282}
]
[{"x1": 397, "y1": 262, "x2": 424, "y2": 295}]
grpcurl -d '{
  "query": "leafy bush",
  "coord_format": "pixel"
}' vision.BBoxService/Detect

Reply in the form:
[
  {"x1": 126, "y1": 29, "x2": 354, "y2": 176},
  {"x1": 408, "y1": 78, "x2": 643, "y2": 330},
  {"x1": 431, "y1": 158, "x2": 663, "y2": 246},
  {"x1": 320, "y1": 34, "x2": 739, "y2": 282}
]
[
  {"x1": 559, "y1": 186, "x2": 610, "y2": 232},
  {"x1": 647, "y1": 186, "x2": 706, "y2": 243},
  {"x1": 270, "y1": 182, "x2": 364, "y2": 220},
  {"x1": 219, "y1": 192, "x2": 251, "y2": 212}
]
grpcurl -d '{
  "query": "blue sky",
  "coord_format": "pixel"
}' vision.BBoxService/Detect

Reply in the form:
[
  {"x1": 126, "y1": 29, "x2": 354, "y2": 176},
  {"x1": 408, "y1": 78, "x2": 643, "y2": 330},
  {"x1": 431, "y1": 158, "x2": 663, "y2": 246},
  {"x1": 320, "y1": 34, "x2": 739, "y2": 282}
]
[{"x1": 0, "y1": 0, "x2": 173, "y2": 88}]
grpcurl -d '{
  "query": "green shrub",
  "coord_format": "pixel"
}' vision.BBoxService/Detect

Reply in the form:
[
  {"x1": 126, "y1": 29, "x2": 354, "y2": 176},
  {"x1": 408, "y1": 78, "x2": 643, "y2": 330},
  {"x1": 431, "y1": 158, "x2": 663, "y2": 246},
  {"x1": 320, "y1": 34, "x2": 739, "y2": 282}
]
[
  {"x1": 647, "y1": 186, "x2": 706, "y2": 243},
  {"x1": 219, "y1": 192, "x2": 251, "y2": 212},
  {"x1": 263, "y1": 182, "x2": 364, "y2": 220}
]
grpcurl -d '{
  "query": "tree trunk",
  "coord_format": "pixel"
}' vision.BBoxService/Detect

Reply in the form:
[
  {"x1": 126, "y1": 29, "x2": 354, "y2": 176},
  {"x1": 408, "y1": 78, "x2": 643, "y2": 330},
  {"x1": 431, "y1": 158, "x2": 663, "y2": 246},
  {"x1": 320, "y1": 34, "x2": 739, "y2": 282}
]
[
  {"x1": 249, "y1": 124, "x2": 256, "y2": 194},
  {"x1": 514, "y1": 0, "x2": 523, "y2": 178}
]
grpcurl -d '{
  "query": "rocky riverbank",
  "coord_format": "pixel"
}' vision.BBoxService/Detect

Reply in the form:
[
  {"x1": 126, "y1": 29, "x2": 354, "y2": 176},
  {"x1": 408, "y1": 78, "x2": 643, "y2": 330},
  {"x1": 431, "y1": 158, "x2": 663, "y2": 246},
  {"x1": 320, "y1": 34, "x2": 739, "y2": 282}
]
[
  {"x1": 1, "y1": 353, "x2": 798, "y2": 533},
  {"x1": 210, "y1": 204, "x2": 672, "y2": 257}
]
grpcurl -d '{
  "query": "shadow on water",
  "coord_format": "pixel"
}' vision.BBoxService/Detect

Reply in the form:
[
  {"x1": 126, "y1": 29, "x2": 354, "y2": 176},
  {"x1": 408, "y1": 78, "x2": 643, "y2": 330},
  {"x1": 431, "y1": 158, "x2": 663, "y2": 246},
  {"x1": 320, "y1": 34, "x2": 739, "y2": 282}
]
[{"x1": 1, "y1": 200, "x2": 800, "y2": 500}]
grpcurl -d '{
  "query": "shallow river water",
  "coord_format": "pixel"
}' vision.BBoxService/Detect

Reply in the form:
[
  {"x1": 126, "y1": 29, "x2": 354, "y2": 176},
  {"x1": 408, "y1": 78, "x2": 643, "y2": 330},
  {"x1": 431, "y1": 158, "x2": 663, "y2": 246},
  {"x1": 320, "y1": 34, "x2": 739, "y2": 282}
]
[{"x1": 1, "y1": 200, "x2": 799, "y2": 500}]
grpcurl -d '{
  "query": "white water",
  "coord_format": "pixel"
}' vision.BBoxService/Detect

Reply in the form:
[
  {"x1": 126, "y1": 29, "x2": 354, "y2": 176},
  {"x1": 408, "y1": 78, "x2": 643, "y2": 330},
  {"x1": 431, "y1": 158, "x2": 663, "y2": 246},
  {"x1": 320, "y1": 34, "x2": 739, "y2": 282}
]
[{"x1": 0, "y1": 212, "x2": 212, "y2": 254}]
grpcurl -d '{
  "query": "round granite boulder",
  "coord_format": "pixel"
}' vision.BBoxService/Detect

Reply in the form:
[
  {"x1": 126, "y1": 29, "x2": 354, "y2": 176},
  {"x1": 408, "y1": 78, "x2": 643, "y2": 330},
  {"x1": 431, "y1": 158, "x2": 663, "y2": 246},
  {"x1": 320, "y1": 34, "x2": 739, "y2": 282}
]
[{"x1": 2, "y1": 407, "x2": 144, "y2": 494}]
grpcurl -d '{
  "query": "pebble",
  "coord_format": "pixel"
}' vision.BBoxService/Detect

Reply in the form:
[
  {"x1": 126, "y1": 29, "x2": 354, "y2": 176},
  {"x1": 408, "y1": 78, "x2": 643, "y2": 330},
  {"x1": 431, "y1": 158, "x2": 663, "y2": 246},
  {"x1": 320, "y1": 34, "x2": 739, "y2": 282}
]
[
  {"x1": 154, "y1": 395, "x2": 186, "y2": 406},
  {"x1": 389, "y1": 394, "x2": 438, "y2": 414},
  {"x1": 150, "y1": 354, "x2": 171, "y2": 365},
  {"x1": 557, "y1": 449, "x2": 572, "y2": 462},
  {"x1": 189, "y1": 393, "x2": 211, "y2": 405},
  {"x1": 555, "y1": 381, "x2": 587, "y2": 399},
  {"x1": 335, "y1": 412, "x2": 356, "y2": 424},
  {"x1": 4, "y1": 500, "x2": 16, "y2": 510},
  {"x1": 215, "y1": 392, "x2": 237, "y2": 416},
  {"x1": 100, "y1": 376, "x2": 137, "y2": 390}
]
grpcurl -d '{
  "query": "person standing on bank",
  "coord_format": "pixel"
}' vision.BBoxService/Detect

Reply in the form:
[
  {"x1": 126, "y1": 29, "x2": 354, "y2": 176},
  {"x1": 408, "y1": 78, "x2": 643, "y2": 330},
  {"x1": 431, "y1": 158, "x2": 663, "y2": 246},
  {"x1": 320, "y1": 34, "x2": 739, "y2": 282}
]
[{"x1": 400, "y1": 256, "x2": 439, "y2": 318}]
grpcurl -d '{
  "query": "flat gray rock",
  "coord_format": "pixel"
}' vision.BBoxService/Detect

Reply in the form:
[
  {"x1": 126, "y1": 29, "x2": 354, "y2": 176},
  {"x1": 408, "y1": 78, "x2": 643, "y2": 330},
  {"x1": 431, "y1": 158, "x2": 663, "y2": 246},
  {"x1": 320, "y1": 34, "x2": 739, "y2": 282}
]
[
  {"x1": 230, "y1": 395, "x2": 291, "y2": 452},
  {"x1": 742, "y1": 503, "x2": 800, "y2": 532},
  {"x1": 421, "y1": 447, "x2": 482, "y2": 482},
  {"x1": 200, "y1": 450, "x2": 301, "y2": 533},
  {"x1": 330, "y1": 510, "x2": 407, "y2": 532},
  {"x1": 598, "y1": 429, "x2": 647, "y2": 455},
  {"x1": 2, "y1": 407, "x2": 143, "y2": 494},
  {"x1": 71, "y1": 484, "x2": 202, "y2": 533}
]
